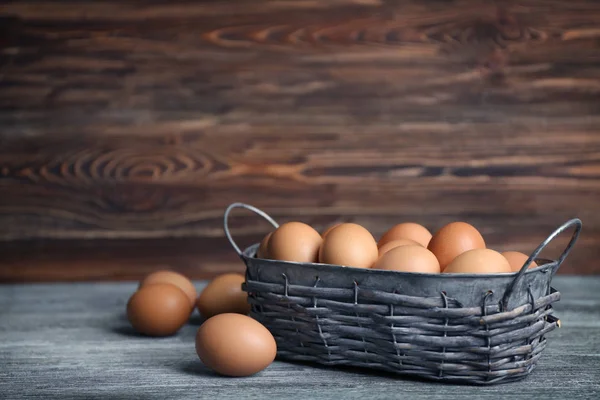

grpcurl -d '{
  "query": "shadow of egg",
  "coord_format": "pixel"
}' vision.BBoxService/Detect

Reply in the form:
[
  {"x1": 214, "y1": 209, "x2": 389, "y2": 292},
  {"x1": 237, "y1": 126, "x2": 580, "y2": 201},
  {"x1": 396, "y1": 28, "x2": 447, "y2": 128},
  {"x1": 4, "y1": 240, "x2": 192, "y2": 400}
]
[{"x1": 175, "y1": 359, "x2": 220, "y2": 377}]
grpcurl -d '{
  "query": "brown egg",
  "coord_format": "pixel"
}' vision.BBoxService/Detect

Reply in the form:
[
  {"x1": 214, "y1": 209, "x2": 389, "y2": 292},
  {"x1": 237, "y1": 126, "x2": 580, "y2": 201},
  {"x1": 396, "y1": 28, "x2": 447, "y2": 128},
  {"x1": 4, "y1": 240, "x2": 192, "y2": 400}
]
[
  {"x1": 444, "y1": 249, "x2": 511, "y2": 274},
  {"x1": 256, "y1": 232, "x2": 272, "y2": 259},
  {"x1": 267, "y1": 222, "x2": 322, "y2": 263},
  {"x1": 321, "y1": 223, "x2": 341, "y2": 238},
  {"x1": 319, "y1": 223, "x2": 378, "y2": 269},
  {"x1": 378, "y1": 238, "x2": 421, "y2": 257},
  {"x1": 196, "y1": 273, "x2": 251, "y2": 319},
  {"x1": 378, "y1": 222, "x2": 432, "y2": 248},
  {"x1": 427, "y1": 222, "x2": 486, "y2": 271},
  {"x1": 502, "y1": 251, "x2": 537, "y2": 272},
  {"x1": 373, "y1": 245, "x2": 440, "y2": 273},
  {"x1": 195, "y1": 313, "x2": 277, "y2": 377},
  {"x1": 140, "y1": 270, "x2": 196, "y2": 308},
  {"x1": 127, "y1": 283, "x2": 191, "y2": 336}
]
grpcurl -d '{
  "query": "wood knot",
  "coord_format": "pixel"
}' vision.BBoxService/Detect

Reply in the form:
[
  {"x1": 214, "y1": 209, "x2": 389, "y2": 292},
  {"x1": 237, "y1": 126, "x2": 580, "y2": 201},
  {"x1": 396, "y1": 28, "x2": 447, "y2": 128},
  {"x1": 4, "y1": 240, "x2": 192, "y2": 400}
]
[
  {"x1": 497, "y1": 7, "x2": 517, "y2": 27},
  {"x1": 104, "y1": 186, "x2": 169, "y2": 213},
  {"x1": 495, "y1": 7, "x2": 523, "y2": 41},
  {"x1": 477, "y1": 49, "x2": 507, "y2": 83}
]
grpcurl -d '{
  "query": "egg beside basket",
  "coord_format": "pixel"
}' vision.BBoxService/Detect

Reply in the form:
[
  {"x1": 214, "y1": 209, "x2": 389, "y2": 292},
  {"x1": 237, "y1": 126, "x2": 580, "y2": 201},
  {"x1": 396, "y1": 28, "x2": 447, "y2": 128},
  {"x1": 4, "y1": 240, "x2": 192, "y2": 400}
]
[{"x1": 224, "y1": 203, "x2": 582, "y2": 385}]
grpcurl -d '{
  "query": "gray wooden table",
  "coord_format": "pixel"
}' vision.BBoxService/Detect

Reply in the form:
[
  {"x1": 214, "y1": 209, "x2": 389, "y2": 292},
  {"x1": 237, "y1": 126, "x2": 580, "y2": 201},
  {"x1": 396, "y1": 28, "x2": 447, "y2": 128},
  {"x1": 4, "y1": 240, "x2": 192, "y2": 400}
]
[{"x1": 1, "y1": 277, "x2": 599, "y2": 399}]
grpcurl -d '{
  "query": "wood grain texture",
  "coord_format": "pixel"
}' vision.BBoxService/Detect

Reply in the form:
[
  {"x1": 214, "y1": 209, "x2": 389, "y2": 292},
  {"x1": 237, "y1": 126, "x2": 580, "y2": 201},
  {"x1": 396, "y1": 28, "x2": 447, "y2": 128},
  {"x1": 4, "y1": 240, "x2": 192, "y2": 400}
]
[
  {"x1": 0, "y1": 0, "x2": 599, "y2": 277},
  {"x1": 1, "y1": 277, "x2": 599, "y2": 399},
  {"x1": 0, "y1": 238, "x2": 246, "y2": 283}
]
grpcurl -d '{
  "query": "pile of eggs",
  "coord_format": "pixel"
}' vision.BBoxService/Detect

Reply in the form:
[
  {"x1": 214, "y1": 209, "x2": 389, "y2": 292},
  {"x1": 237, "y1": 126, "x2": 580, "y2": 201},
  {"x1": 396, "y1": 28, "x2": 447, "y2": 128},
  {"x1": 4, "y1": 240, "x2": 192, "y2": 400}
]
[
  {"x1": 126, "y1": 270, "x2": 276, "y2": 377},
  {"x1": 257, "y1": 220, "x2": 537, "y2": 274},
  {"x1": 124, "y1": 220, "x2": 538, "y2": 378}
]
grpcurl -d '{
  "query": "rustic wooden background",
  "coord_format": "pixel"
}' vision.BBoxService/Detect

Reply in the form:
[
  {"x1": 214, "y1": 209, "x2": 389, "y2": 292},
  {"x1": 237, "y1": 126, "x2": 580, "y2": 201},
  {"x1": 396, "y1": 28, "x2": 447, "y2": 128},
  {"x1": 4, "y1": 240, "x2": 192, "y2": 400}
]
[{"x1": 0, "y1": 0, "x2": 599, "y2": 282}]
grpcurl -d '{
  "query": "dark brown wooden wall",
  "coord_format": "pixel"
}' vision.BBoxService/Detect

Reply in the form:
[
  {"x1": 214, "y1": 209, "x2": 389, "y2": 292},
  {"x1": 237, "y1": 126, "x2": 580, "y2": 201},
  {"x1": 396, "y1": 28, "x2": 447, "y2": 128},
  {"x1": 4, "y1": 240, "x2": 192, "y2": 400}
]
[{"x1": 1, "y1": 0, "x2": 599, "y2": 282}]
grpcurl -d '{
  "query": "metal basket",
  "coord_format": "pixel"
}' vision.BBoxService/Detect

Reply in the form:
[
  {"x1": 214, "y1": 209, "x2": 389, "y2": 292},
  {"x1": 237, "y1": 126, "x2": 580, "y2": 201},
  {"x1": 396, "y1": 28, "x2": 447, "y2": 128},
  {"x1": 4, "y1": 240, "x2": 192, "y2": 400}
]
[{"x1": 224, "y1": 203, "x2": 582, "y2": 385}]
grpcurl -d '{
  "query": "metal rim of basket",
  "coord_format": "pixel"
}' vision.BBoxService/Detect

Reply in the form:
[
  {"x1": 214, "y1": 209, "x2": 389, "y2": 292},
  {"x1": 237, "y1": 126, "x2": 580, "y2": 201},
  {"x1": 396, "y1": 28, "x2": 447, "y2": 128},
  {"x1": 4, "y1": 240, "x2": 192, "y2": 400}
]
[{"x1": 224, "y1": 202, "x2": 582, "y2": 311}]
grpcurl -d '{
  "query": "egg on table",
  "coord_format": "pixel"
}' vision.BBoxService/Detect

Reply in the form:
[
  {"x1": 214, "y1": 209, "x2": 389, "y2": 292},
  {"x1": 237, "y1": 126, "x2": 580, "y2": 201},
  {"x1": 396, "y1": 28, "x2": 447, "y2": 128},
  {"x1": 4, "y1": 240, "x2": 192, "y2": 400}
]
[
  {"x1": 127, "y1": 283, "x2": 191, "y2": 336},
  {"x1": 427, "y1": 222, "x2": 486, "y2": 271},
  {"x1": 139, "y1": 270, "x2": 197, "y2": 308},
  {"x1": 195, "y1": 313, "x2": 277, "y2": 377},
  {"x1": 319, "y1": 223, "x2": 378, "y2": 269},
  {"x1": 196, "y1": 273, "x2": 251, "y2": 319}
]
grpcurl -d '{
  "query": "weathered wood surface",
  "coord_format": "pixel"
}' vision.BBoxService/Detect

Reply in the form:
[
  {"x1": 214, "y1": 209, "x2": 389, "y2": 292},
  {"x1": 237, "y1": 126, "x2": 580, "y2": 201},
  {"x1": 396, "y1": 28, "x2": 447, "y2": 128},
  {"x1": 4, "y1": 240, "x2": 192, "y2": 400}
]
[
  {"x1": 0, "y1": 0, "x2": 599, "y2": 277},
  {"x1": 0, "y1": 276, "x2": 599, "y2": 399}
]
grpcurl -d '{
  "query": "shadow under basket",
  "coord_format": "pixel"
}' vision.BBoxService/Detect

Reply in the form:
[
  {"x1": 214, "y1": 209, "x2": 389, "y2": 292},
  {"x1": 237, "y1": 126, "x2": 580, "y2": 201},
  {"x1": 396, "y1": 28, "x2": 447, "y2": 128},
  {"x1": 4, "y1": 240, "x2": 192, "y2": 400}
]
[{"x1": 224, "y1": 203, "x2": 582, "y2": 385}]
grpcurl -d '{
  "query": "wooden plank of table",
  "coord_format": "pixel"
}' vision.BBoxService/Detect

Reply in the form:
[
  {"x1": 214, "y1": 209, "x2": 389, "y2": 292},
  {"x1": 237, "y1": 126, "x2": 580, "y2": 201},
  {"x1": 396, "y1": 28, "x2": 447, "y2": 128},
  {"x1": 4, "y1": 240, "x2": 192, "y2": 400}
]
[{"x1": 1, "y1": 276, "x2": 599, "y2": 399}]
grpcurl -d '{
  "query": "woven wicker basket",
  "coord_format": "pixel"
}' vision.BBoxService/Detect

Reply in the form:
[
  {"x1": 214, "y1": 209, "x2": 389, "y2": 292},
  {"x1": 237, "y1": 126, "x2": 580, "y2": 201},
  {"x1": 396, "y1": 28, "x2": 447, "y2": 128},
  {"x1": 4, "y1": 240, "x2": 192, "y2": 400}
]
[{"x1": 224, "y1": 203, "x2": 582, "y2": 385}]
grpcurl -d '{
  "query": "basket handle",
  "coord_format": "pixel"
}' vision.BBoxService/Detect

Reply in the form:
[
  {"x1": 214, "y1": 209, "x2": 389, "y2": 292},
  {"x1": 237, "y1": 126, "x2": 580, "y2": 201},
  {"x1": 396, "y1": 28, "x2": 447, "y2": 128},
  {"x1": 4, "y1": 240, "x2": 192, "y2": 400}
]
[
  {"x1": 224, "y1": 203, "x2": 280, "y2": 256},
  {"x1": 501, "y1": 218, "x2": 582, "y2": 310}
]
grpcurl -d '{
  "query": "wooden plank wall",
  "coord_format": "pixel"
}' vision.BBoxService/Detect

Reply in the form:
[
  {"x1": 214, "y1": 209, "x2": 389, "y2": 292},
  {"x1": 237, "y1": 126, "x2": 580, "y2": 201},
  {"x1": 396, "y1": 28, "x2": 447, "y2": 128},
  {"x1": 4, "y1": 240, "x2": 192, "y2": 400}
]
[{"x1": 0, "y1": 0, "x2": 599, "y2": 281}]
